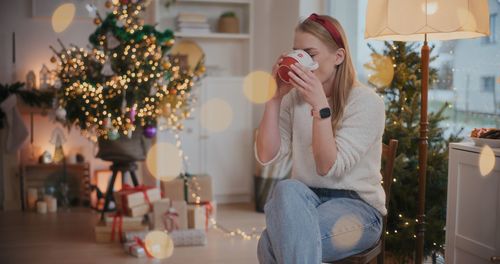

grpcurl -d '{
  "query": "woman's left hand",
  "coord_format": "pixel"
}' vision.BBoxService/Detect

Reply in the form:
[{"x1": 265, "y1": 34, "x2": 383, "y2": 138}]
[{"x1": 288, "y1": 63, "x2": 329, "y2": 110}]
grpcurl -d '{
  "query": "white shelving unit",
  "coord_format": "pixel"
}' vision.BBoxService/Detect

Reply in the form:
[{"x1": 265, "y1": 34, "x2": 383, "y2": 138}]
[
  {"x1": 152, "y1": 0, "x2": 254, "y2": 203},
  {"x1": 154, "y1": 0, "x2": 253, "y2": 77}
]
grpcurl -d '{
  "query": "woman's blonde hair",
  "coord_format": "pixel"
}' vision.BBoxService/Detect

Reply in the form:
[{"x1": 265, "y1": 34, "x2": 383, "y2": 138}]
[{"x1": 297, "y1": 15, "x2": 357, "y2": 133}]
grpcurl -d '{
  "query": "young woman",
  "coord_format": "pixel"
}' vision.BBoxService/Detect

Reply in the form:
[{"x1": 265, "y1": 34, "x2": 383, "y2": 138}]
[{"x1": 255, "y1": 14, "x2": 386, "y2": 263}]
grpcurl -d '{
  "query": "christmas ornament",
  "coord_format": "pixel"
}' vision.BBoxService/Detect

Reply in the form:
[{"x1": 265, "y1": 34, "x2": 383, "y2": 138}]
[
  {"x1": 101, "y1": 59, "x2": 114, "y2": 76},
  {"x1": 108, "y1": 129, "x2": 120, "y2": 140},
  {"x1": 55, "y1": 106, "x2": 67, "y2": 121},
  {"x1": 104, "y1": 117, "x2": 112, "y2": 128},
  {"x1": 130, "y1": 106, "x2": 137, "y2": 122},
  {"x1": 116, "y1": 20, "x2": 124, "y2": 28},
  {"x1": 105, "y1": 1, "x2": 113, "y2": 8},
  {"x1": 106, "y1": 32, "x2": 120, "y2": 49},
  {"x1": 85, "y1": 4, "x2": 98, "y2": 18},
  {"x1": 53, "y1": 79, "x2": 62, "y2": 89},
  {"x1": 143, "y1": 125, "x2": 157, "y2": 138},
  {"x1": 127, "y1": 128, "x2": 133, "y2": 139},
  {"x1": 121, "y1": 93, "x2": 127, "y2": 114},
  {"x1": 94, "y1": 17, "x2": 101, "y2": 25}
]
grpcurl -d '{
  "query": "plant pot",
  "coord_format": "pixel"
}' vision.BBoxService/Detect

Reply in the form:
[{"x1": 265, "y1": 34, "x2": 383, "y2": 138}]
[
  {"x1": 96, "y1": 129, "x2": 152, "y2": 162},
  {"x1": 217, "y1": 16, "x2": 240, "y2": 33}
]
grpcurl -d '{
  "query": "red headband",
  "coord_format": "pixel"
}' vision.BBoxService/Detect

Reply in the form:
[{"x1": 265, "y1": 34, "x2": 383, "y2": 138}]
[{"x1": 307, "y1": 13, "x2": 345, "y2": 49}]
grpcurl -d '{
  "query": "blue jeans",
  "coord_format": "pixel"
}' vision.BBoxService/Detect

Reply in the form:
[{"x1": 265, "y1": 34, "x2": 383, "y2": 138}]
[{"x1": 257, "y1": 179, "x2": 382, "y2": 264}]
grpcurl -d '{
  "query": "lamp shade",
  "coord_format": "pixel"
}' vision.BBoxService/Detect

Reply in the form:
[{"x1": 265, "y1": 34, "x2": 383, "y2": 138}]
[{"x1": 365, "y1": 0, "x2": 490, "y2": 41}]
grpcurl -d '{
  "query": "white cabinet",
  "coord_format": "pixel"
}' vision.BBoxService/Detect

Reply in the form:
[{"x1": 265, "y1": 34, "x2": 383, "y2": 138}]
[{"x1": 445, "y1": 142, "x2": 500, "y2": 263}]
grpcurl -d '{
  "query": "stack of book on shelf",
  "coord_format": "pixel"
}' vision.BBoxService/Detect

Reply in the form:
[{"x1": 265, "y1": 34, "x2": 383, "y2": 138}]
[{"x1": 177, "y1": 13, "x2": 210, "y2": 34}]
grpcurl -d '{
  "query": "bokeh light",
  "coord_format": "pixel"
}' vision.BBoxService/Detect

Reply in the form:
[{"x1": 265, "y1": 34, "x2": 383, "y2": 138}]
[
  {"x1": 145, "y1": 231, "x2": 174, "y2": 259},
  {"x1": 364, "y1": 54, "x2": 394, "y2": 88},
  {"x1": 146, "y1": 142, "x2": 183, "y2": 182},
  {"x1": 243, "y1": 71, "x2": 277, "y2": 104},
  {"x1": 200, "y1": 98, "x2": 233, "y2": 133},
  {"x1": 331, "y1": 215, "x2": 363, "y2": 250},
  {"x1": 51, "y1": 3, "x2": 76, "y2": 33},
  {"x1": 479, "y1": 145, "x2": 496, "y2": 176}
]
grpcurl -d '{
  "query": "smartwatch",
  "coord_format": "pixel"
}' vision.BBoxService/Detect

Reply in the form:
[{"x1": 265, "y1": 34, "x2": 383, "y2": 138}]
[{"x1": 311, "y1": 107, "x2": 331, "y2": 119}]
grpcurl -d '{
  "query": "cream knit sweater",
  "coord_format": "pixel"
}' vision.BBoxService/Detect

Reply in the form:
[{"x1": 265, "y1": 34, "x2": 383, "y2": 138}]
[{"x1": 255, "y1": 84, "x2": 387, "y2": 215}]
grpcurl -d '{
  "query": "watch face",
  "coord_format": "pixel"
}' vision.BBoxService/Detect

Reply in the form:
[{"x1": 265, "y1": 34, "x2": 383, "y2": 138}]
[{"x1": 319, "y1": 108, "x2": 331, "y2": 118}]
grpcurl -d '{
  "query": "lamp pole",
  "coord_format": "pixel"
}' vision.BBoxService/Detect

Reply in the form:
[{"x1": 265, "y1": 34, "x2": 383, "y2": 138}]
[{"x1": 416, "y1": 33, "x2": 429, "y2": 264}]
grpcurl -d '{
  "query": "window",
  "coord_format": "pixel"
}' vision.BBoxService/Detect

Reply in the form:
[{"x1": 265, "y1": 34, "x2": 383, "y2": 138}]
[
  {"x1": 481, "y1": 76, "x2": 496, "y2": 93},
  {"x1": 482, "y1": 13, "x2": 497, "y2": 44},
  {"x1": 328, "y1": 0, "x2": 500, "y2": 136}
]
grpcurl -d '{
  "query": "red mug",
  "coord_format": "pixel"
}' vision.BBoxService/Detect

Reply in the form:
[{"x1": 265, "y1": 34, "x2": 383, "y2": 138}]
[{"x1": 277, "y1": 50, "x2": 319, "y2": 84}]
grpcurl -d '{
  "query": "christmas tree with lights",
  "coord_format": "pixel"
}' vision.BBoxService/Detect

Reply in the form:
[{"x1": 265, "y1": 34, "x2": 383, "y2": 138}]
[
  {"x1": 50, "y1": 0, "x2": 204, "y2": 142},
  {"x1": 365, "y1": 41, "x2": 462, "y2": 262}
]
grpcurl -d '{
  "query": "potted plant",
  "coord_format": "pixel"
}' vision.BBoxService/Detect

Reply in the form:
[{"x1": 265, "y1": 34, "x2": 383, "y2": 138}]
[{"x1": 217, "y1": 11, "x2": 240, "y2": 33}]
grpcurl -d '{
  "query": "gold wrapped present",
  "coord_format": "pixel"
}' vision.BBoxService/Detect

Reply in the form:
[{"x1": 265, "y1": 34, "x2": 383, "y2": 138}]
[{"x1": 161, "y1": 174, "x2": 213, "y2": 203}]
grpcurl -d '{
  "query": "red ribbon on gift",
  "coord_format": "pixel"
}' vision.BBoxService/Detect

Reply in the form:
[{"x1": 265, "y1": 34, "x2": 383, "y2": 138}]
[
  {"x1": 162, "y1": 201, "x2": 180, "y2": 232},
  {"x1": 110, "y1": 212, "x2": 123, "y2": 242},
  {"x1": 120, "y1": 184, "x2": 154, "y2": 212},
  {"x1": 134, "y1": 236, "x2": 153, "y2": 258}
]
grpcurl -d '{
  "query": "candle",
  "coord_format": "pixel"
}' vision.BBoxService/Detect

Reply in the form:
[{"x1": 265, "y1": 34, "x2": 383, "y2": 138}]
[
  {"x1": 27, "y1": 188, "x2": 38, "y2": 210},
  {"x1": 47, "y1": 197, "x2": 57, "y2": 213},
  {"x1": 37, "y1": 201, "x2": 47, "y2": 214}
]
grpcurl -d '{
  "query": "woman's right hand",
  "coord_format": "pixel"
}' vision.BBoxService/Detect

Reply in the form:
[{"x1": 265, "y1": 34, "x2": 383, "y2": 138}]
[{"x1": 270, "y1": 53, "x2": 294, "y2": 102}]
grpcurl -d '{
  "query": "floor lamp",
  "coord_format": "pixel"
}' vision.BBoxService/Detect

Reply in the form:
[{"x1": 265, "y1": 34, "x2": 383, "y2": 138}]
[{"x1": 364, "y1": 0, "x2": 490, "y2": 263}]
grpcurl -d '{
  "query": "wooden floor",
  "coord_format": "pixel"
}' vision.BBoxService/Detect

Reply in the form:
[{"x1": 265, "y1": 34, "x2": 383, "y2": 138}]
[{"x1": 0, "y1": 203, "x2": 266, "y2": 264}]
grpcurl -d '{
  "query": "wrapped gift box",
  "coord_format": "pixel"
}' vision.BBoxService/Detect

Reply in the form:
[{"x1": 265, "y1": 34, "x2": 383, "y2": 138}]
[
  {"x1": 128, "y1": 204, "x2": 150, "y2": 218},
  {"x1": 94, "y1": 223, "x2": 149, "y2": 243},
  {"x1": 104, "y1": 214, "x2": 144, "y2": 228},
  {"x1": 187, "y1": 205, "x2": 206, "y2": 230},
  {"x1": 114, "y1": 186, "x2": 161, "y2": 212},
  {"x1": 161, "y1": 174, "x2": 213, "y2": 203},
  {"x1": 123, "y1": 241, "x2": 147, "y2": 258},
  {"x1": 153, "y1": 199, "x2": 188, "y2": 231}
]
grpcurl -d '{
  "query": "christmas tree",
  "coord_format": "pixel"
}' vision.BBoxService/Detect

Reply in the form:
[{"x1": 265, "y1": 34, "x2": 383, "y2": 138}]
[
  {"x1": 50, "y1": 0, "x2": 204, "y2": 141},
  {"x1": 364, "y1": 41, "x2": 462, "y2": 262}
]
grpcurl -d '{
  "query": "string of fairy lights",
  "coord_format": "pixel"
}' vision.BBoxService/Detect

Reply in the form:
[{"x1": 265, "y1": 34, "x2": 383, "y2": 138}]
[{"x1": 171, "y1": 130, "x2": 264, "y2": 240}]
